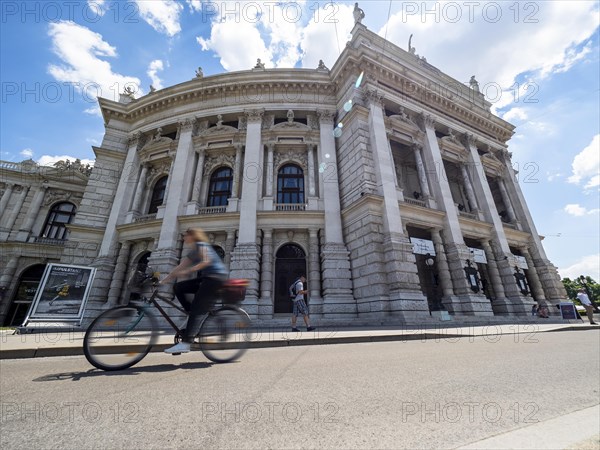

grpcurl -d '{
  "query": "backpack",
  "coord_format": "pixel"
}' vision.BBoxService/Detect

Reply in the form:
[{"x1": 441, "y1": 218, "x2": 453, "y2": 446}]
[{"x1": 289, "y1": 279, "x2": 300, "y2": 299}]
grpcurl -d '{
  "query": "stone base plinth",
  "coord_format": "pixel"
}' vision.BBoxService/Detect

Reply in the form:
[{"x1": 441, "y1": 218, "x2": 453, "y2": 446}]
[
  {"x1": 229, "y1": 243, "x2": 261, "y2": 318},
  {"x1": 442, "y1": 294, "x2": 494, "y2": 316}
]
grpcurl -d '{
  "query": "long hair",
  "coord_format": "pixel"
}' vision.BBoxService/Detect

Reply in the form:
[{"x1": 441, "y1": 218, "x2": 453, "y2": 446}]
[{"x1": 185, "y1": 227, "x2": 209, "y2": 243}]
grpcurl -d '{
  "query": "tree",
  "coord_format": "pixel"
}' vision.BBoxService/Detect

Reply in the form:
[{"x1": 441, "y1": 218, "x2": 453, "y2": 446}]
[{"x1": 562, "y1": 276, "x2": 600, "y2": 306}]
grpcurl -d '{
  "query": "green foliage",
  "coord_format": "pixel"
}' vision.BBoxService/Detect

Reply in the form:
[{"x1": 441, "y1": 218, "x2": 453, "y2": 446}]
[{"x1": 562, "y1": 276, "x2": 600, "y2": 303}]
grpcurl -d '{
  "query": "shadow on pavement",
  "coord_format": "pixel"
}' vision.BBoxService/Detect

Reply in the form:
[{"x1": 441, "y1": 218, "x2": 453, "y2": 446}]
[{"x1": 32, "y1": 361, "x2": 215, "y2": 382}]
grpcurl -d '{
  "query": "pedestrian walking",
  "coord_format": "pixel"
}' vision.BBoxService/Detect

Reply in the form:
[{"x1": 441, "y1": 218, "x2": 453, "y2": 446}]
[
  {"x1": 290, "y1": 275, "x2": 315, "y2": 332},
  {"x1": 577, "y1": 288, "x2": 597, "y2": 325}
]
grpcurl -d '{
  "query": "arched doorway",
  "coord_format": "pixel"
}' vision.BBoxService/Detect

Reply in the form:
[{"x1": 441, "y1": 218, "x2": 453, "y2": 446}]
[
  {"x1": 3, "y1": 264, "x2": 46, "y2": 326},
  {"x1": 274, "y1": 244, "x2": 306, "y2": 313}
]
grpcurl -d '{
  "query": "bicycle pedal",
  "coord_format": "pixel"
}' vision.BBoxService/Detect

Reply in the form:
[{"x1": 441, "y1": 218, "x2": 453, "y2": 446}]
[{"x1": 171, "y1": 352, "x2": 181, "y2": 356}]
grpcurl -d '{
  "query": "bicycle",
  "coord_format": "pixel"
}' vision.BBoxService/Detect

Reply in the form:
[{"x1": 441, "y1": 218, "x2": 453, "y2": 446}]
[{"x1": 83, "y1": 272, "x2": 251, "y2": 371}]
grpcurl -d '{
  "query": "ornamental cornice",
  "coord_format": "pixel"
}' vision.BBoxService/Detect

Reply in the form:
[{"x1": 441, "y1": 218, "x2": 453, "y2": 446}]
[
  {"x1": 43, "y1": 189, "x2": 75, "y2": 206},
  {"x1": 273, "y1": 148, "x2": 308, "y2": 171},
  {"x1": 203, "y1": 153, "x2": 235, "y2": 177}
]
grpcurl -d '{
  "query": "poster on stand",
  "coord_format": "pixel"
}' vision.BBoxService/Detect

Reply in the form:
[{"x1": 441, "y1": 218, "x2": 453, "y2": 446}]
[{"x1": 24, "y1": 264, "x2": 96, "y2": 324}]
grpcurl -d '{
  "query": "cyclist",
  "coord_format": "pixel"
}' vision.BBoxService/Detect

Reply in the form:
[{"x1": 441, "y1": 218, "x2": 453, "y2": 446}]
[{"x1": 160, "y1": 228, "x2": 228, "y2": 354}]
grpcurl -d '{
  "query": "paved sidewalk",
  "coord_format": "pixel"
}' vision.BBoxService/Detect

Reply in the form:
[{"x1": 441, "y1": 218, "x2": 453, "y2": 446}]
[{"x1": 1, "y1": 322, "x2": 598, "y2": 360}]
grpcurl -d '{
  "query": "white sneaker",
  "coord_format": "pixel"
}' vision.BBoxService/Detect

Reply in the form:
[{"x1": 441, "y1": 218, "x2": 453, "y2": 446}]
[{"x1": 164, "y1": 342, "x2": 191, "y2": 354}]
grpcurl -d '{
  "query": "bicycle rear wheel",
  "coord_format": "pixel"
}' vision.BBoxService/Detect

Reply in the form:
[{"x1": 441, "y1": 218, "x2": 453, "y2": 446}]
[
  {"x1": 83, "y1": 306, "x2": 158, "y2": 371},
  {"x1": 199, "y1": 306, "x2": 251, "y2": 363}
]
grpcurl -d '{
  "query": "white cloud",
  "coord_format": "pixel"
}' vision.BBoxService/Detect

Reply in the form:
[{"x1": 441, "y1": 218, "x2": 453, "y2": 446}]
[
  {"x1": 568, "y1": 134, "x2": 600, "y2": 188},
  {"x1": 87, "y1": 0, "x2": 107, "y2": 16},
  {"x1": 502, "y1": 107, "x2": 528, "y2": 123},
  {"x1": 546, "y1": 171, "x2": 563, "y2": 182},
  {"x1": 196, "y1": 1, "x2": 355, "y2": 71},
  {"x1": 47, "y1": 21, "x2": 142, "y2": 103},
  {"x1": 37, "y1": 155, "x2": 95, "y2": 167},
  {"x1": 559, "y1": 254, "x2": 600, "y2": 281},
  {"x1": 135, "y1": 0, "x2": 183, "y2": 37},
  {"x1": 20, "y1": 148, "x2": 34, "y2": 158},
  {"x1": 564, "y1": 204, "x2": 600, "y2": 216},
  {"x1": 147, "y1": 59, "x2": 165, "y2": 89},
  {"x1": 379, "y1": 1, "x2": 598, "y2": 109},
  {"x1": 186, "y1": 0, "x2": 202, "y2": 13}
]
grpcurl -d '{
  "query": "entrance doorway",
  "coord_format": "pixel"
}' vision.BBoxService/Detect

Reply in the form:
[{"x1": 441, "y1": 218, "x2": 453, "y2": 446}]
[
  {"x1": 274, "y1": 244, "x2": 306, "y2": 313},
  {"x1": 3, "y1": 264, "x2": 46, "y2": 326}
]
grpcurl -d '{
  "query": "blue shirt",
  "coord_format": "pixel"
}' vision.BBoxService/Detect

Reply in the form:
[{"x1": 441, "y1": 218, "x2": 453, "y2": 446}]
[{"x1": 186, "y1": 242, "x2": 228, "y2": 279}]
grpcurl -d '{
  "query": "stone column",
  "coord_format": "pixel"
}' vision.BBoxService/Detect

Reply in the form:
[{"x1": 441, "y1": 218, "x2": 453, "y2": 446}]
[
  {"x1": 500, "y1": 151, "x2": 567, "y2": 304},
  {"x1": 430, "y1": 229, "x2": 453, "y2": 298},
  {"x1": 317, "y1": 109, "x2": 356, "y2": 317},
  {"x1": 522, "y1": 246, "x2": 547, "y2": 303},
  {"x1": 158, "y1": 155, "x2": 176, "y2": 216},
  {"x1": 460, "y1": 164, "x2": 479, "y2": 213},
  {"x1": 224, "y1": 229, "x2": 236, "y2": 269},
  {"x1": 107, "y1": 241, "x2": 132, "y2": 306},
  {"x1": 307, "y1": 144, "x2": 316, "y2": 197},
  {"x1": 227, "y1": 144, "x2": 243, "y2": 213},
  {"x1": 131, "y1": 164, "x2": 148, "y2": 213},
  {"x1": 0, "y1": 256, "x2": 19, "y2": 289},
  {"x1": 419, "y1": 115, "x2": 490, "y2": 315},
  {"x1": 228, "y1": 110, "x2": 264, "y2": 317},
  {"x1": 189, "y1": 147, "x2": 206, "y2": 206},
  {"x1": 498, "y1": 178, "x2": 516, "y2": 223},
  {"x1": 17, "y1": 184, "x2": 48, "y2": 241},
  {"x1": 363, "y1": 95, "x2": 429, "y2": 319},
  {"x1": 231, "y1": 144, "x2": 243, "y2": 198},
  {"x1": 0, "y1": 183, "x2": 14, "y2": 219},
  {"x1": 258, "y1": 229, "x2": 273, "y2": 318},
  {"x1": 308, "y1": 228, "x2": 323, "y2": 316},
  {"x1": 1, "y1": 186, "x2": 29, "y2": 240},
  {"x1": 264, "y1": 143, "x2": 275, "y2": 211},
  {"x1": 481, "y1": 240, "x2": 506, "y2": 302},
  {"x1": 151, "y1": 118, "x2": 198, "y2": 283},
  {"x1": 461, "y1": 135, "x2": 532, "y2": 315},
  {"x1": 412, "y1": 144, "x2": 431, "y2": 199}
]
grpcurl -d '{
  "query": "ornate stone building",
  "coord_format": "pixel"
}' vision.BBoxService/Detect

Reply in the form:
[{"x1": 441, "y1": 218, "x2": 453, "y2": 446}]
[{"x1": 0, "y1": 21, "x2": 567, "y2": 327}]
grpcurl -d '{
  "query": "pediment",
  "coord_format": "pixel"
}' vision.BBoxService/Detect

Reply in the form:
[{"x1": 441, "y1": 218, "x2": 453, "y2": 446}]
[
  {"x1": 200, "y1": 124, "x2": 239, "y2": 135},
  {"x1": 271, "y1": 121, "x2": 310, "y2": 131}
]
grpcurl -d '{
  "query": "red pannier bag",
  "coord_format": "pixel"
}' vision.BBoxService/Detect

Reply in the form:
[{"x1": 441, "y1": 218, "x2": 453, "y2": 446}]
[{"x1": 221, "y1": 279, "x2": 249, "y2": 304}]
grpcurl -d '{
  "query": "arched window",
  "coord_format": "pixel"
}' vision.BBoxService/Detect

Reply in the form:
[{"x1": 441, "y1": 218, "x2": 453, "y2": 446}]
[
  {"x1": 277, "y1": 164, "x2": 304, "y2": 204},
  {"x1": 212, "y1": 245, "x2": 225, "y2": 261},
  {"x1": 207, "y1": 167, "x2": 233, "y2": 207},
  {"x1": 148, "y1": 176, "x2": 168, "y2": 214},
  {"x1": 41, "y1": 202, "x2": 76, "y2": 240}
]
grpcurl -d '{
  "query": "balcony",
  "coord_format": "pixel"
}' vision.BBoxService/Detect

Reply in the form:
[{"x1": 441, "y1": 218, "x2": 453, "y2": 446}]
[
  {"x1": 198, "y1": 206, "x2": 227, "y2": 215},
  {"x1": 275, "y1": 203, "x2": 307, "y2": 212},
  {"x1": 404, "y1": 198, "x2": 427, "y2": 208},
  {"x1": 133, "y1": 213, "x2": 157, "y2": 223},
  {"x1": 34, "y1": 237, "x2": 66, "y2": 246},
  {"x1": 458, "y1": 211, "x2": 477, "y2": 220}
]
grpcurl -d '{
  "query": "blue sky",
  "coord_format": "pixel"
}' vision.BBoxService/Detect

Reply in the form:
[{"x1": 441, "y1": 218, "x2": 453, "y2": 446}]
[{"x1": 1, "y1": 1, "x2": 599, "y2": 279}]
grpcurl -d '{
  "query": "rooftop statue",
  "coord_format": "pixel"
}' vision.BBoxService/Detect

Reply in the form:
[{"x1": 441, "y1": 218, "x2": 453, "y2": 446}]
[
  {"x1": 195, "y1": 67, "x2": 204, "y2": 78},
  {"x1": 469, "y1": 76, "x2": 480, "y2": 92},
  {"x1": 353, "y1": 3, "x2": 365, "y2": 24}
]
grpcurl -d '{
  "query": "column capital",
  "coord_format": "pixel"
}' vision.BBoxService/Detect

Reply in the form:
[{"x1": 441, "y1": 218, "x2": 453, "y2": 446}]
[
  {"x1": 127, "y1": 131, "x2": 144, "y2": 148},
  {"x1": 308, "y1": 228, "x2": 320, "y2": 237},
  {"x1": 461, "y1": 132, "x2": 477, "y2": 148},
  {"x1": 364, "y1": 89, "x2": 384, "y2": 107},
  {"x1": 316, "y1": 109, "x2": 336, "y2": 125},
  {"x1": 411, "y1": 142, "x2": 424, "y2": 152},
  {"x1": 244, "y1": 109, "x2": 265, "y2": 124},
  {"x1": 177, "y1": 117, "x2": 196, "y2": 133},
  {"x1": 262, "y1": 228, "x2": 273, "y2": 238},
  {"x1": 418, "y1": 113, "x2": 436, "y2": 130}
]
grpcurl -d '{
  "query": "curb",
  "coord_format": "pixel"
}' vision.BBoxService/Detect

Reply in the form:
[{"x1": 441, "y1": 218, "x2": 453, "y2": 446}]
[{"x1": 1, "y1": 325, "x2": 598, "y2": 361}]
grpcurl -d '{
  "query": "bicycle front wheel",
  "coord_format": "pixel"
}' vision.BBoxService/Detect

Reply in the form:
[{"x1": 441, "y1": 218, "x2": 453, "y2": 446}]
[
  {"x1": 83, "y1": 306, "x2": 158, "y2": 371},
  {"x1": 199, "y1": 306, "x2": 251, "y2": 363}
]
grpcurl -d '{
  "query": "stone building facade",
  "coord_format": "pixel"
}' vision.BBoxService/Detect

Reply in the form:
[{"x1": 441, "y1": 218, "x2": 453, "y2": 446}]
[{"x1": 0, "y1": 22, "x2": 567, "y2": 327}]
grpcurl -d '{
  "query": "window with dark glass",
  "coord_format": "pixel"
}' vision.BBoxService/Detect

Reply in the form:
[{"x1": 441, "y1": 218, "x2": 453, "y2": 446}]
[
  {"x1": 277, "y1": 164, "x2": 304, "y2": 204},
  {"x1": 148, "y1": 176, "x2": 168, "y2": 214},
  {"x1": 41, "y1": 202, "x2": 76, "y2": 240},
  {"x1": 207, "y1": 167, "x2": 233, "y2": 207}
]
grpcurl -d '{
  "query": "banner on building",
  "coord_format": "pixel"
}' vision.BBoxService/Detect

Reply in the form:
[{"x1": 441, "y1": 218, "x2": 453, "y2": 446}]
[
  {"x1": 23, "y1": 264, "x2": 96, "y2": 325},
  {"x1": 514, "y1": 255, "x2": 528, "y2": 269},
  {"x1": 469, "y1": 248, "x2": 488, "y2": 264},
  {"x1": 410, "y1": 238, "x2": 436, "y2": 256}
]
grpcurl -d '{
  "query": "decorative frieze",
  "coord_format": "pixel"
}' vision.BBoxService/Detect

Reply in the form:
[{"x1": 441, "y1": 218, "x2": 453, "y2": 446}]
[{"x1": 202, "y1": 153, "x2": 235, "y2": 176}]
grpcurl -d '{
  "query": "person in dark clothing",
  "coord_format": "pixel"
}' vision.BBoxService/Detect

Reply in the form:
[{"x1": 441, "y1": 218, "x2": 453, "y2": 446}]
[{"x1": 160, "y1": 228, "x2": 228, "y2": 354}]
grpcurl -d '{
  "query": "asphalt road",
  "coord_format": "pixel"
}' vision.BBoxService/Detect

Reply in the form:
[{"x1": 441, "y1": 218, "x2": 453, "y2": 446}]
[{"x1": 1, "y1": 330, "x2": 599, "y2": 449}]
